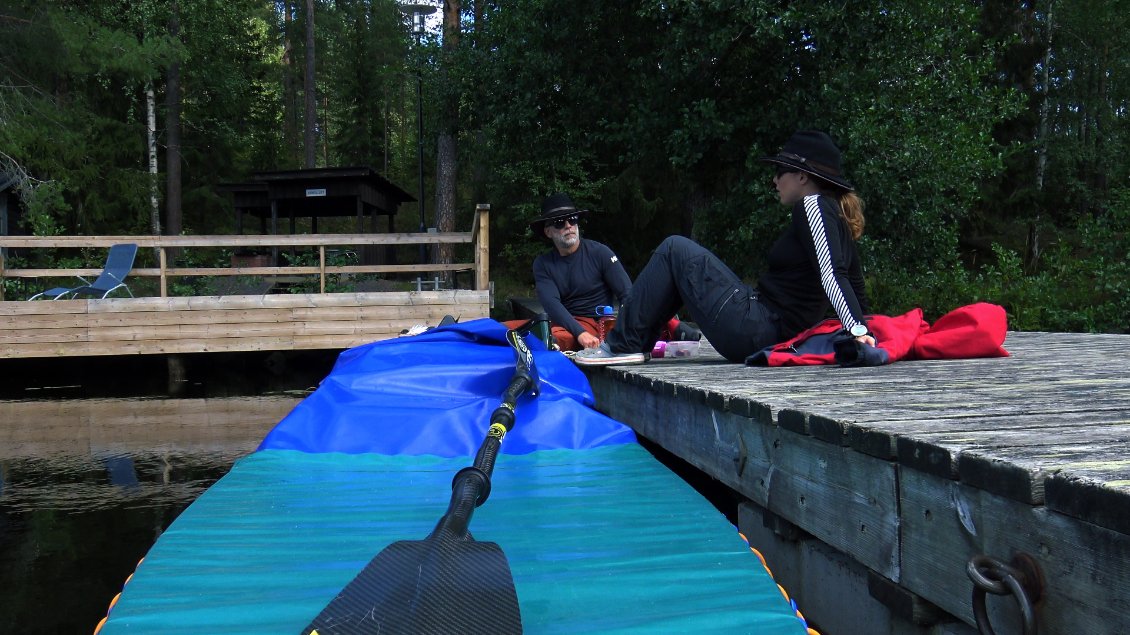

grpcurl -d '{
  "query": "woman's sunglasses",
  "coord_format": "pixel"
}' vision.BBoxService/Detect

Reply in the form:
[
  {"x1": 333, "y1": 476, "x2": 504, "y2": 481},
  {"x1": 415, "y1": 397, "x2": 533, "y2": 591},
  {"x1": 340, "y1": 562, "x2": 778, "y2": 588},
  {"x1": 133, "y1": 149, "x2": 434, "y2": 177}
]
[
  {"x1": 775, "y1": 166, "x2": 801, "y2": 177},
  {"x1": 550, "y1": 215, "x2": 580, "y2": 229}
]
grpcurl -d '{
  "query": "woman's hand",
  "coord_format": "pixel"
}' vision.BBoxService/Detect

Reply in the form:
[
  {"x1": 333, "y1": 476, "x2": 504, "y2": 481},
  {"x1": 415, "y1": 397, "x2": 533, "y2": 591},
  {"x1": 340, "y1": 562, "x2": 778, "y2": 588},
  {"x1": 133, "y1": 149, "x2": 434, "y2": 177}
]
[{"x1": 855, "y1": 334, "x2": 876, "y2": 347}]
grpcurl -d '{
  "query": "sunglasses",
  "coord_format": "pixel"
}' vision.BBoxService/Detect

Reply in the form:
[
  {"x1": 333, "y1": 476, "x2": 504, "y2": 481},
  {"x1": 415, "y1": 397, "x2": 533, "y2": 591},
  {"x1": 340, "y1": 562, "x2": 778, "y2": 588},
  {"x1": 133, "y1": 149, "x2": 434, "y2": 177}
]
[
  {"x1": 775, "y1": 166, "x2": 801, "y2": 178},
  {"x1": 550, "y1": 215, "x2": 580, "y2": 229}
]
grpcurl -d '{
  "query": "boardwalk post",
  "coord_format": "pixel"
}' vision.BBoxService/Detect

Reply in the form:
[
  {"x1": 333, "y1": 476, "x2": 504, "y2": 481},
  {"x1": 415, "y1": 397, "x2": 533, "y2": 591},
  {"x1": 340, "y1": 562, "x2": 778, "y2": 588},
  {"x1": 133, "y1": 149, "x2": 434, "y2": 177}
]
[
  {"x1": 474, "y1": 203, "x2": 490, "y2": 291},
  {"x1": 318, "y1": 245, "x2": 326, "y2": 294},
  {"x1": 159, "y1": 246, "x2": 168, "y2": 297}
]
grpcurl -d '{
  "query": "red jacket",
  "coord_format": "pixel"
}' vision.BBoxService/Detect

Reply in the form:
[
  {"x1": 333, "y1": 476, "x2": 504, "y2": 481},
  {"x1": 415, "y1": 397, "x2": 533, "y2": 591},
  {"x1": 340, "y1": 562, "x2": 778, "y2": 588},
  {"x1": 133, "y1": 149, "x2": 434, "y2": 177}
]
[{"x1": 747, "y1": 302, "x2": 1009, "y2": 367}]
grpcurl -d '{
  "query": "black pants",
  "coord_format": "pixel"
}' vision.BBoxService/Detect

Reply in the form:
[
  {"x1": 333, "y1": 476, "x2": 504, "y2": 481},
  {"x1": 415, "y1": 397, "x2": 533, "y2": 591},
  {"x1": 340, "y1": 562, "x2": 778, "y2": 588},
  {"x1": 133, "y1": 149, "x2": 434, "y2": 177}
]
[{"x1": 606, "y1": 236, "x2": 782, "y2": 362}]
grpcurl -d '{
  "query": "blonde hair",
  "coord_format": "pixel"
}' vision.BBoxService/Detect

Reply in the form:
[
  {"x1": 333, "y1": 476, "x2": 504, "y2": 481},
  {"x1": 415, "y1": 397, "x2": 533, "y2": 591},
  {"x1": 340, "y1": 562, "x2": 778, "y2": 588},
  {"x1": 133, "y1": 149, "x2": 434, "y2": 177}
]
[{"x1": 837, "y1": 191, "x2": 865, "y2": 240}]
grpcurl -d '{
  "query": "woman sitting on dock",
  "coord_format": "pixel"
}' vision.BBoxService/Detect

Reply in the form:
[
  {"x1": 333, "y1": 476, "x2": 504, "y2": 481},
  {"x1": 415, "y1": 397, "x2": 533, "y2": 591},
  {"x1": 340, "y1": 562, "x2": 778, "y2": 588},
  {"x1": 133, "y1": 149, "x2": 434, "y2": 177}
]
[{"x1": 575, "y1": 129, "x2": 874, "y2": 365}]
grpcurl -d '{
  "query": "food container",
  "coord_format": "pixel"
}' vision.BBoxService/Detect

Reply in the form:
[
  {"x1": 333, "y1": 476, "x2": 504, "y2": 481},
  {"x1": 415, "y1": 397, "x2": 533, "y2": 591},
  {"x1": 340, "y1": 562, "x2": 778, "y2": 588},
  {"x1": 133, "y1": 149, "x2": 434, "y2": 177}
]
[{"x1": 651, "y1": 340, "x2": 700, "y2": 358}]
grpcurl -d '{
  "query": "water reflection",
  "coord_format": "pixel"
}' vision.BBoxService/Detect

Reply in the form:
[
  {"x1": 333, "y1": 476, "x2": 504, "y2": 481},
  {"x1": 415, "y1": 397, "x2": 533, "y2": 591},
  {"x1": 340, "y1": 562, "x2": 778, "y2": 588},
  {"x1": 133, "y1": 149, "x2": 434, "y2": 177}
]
[{"x1": 0, "y1": 396, "x2": 303, "y2": 634}]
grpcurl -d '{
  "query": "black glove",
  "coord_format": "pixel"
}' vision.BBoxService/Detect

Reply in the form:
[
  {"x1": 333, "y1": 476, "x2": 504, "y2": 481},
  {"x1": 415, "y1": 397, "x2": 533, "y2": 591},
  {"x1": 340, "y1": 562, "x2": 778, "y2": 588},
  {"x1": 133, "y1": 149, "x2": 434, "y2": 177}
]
[{"x1": 833, "y1": 334, "x2": 888, "y2": 367}]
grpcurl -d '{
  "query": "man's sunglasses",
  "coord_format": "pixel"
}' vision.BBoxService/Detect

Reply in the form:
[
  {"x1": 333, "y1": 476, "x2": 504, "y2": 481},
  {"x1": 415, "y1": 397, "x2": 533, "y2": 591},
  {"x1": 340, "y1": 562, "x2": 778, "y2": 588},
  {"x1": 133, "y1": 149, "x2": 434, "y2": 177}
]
[
  {"x1": 775, "y1": 165, "x2": 801, "y2": 177},
  {"x1": 550, "y1": 215, "x2": 580, "y2": 229}
]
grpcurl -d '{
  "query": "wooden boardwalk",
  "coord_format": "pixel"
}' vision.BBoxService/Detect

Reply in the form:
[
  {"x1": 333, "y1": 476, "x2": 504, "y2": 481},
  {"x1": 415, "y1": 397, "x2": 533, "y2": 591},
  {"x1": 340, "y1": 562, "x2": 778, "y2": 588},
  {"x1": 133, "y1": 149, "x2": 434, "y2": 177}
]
[
  {"x1": 0, "y1": 205, "x2": 493, "y2": 359},
  {"x1": 583, "y1": 331, "x2": 1130, "y2": 635},
  {"x1": 0, "y1": 291, "x2": 488, "y2": 358}
]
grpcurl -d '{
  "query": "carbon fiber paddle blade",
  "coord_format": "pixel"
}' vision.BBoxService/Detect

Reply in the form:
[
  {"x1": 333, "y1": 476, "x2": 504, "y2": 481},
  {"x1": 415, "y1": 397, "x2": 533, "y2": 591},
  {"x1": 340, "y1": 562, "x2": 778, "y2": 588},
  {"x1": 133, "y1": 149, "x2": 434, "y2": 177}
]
[{"x1": 303, "y1": 538, "x2": 522, "y2": 635}]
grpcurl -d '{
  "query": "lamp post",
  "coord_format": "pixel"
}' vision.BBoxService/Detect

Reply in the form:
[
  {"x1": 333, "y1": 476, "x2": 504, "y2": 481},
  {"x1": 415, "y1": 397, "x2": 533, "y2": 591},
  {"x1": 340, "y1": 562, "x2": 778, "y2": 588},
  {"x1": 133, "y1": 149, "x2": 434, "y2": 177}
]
[{"x1": 398, "y1": 2, "x2": 436, "y2": 266}]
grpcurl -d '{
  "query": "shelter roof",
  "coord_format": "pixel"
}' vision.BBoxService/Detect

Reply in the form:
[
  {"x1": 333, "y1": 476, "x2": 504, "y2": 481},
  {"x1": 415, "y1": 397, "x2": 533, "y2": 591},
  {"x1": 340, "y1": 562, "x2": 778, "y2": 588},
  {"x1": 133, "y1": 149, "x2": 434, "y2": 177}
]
[{"x1": 218, "y1": 166, "x2": 414, "y2": 219}]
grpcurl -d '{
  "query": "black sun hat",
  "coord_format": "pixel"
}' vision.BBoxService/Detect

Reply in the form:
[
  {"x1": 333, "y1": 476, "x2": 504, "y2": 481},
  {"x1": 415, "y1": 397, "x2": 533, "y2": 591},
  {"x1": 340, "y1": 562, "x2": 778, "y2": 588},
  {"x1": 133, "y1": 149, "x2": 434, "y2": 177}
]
[
  {"x1": 528, "y1": 192, "x2": 589, "y2": 234},
  {"x1": 758, "y1": 130, "x2": 853, "y2": 191}
]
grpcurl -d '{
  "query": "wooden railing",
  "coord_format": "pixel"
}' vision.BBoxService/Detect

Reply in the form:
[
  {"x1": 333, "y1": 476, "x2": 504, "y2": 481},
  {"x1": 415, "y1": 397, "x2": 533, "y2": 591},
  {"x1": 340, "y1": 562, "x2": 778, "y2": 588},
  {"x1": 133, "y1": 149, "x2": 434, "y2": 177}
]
[
  {"x1": 0, "y1": 204, "x2": 490, "y2": 301},
  {"x1": 0, "y1": 205, "x2": 491, "y2": 358}
]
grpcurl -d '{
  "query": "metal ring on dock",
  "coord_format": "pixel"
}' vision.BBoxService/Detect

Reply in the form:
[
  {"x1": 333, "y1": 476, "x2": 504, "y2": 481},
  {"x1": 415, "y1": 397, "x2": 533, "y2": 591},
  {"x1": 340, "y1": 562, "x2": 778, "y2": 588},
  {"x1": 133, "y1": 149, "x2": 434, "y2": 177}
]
[{"x1": 967, "y1": 553, "x2": 1042, "y2": 635}]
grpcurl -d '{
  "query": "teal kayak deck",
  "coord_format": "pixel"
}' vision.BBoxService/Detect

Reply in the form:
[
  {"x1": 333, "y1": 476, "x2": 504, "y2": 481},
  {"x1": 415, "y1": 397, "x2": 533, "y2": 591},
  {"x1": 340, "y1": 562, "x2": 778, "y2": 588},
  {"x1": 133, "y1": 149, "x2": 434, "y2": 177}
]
[
  {"x1": 102, "y1": 446, "x2": 806, "y2": 633},
  {"x1": 99, "y1": 321, "x2": 810, "y2": 633}
]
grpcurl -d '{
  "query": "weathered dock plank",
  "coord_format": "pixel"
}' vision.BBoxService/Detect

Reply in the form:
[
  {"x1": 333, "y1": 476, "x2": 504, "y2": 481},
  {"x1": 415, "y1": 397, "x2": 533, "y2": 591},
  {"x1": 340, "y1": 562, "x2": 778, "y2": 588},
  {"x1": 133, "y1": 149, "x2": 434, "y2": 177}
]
[
  {"x1": 0, "y1": 290, "x2": 489, "y2": 358},
  {"x1": 584, "y1": 330, "x2": 1130, "y2": 634},
  {"x1": 900, "y1": 469, "x2": 1130, "y2": 635}
]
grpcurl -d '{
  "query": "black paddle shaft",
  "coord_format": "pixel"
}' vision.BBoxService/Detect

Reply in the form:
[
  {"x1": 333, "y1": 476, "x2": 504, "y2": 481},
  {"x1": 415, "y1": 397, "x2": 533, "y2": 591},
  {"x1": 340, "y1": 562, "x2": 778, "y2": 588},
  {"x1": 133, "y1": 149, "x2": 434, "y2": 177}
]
[
  {"x1": 432, "y1": 329, "x2": 538, "y2": 541},
  {"x1": 303, "y1": 329, "x2": 539, "y2": 635}
]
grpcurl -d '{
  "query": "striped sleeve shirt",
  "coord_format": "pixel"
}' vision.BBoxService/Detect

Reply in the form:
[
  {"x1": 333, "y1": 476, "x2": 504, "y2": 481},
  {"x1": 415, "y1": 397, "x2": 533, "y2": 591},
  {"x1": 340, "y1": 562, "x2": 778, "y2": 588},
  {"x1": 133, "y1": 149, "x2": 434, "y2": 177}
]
[{"x1": 757, "y1": 194, "x2": 869, "y2": 338}]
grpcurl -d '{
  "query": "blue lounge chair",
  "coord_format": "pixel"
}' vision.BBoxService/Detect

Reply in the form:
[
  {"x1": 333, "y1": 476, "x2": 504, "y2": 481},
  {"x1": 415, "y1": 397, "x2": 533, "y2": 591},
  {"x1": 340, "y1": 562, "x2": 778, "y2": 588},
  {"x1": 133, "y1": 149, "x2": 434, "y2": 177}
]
[{"x1": 29, "y1": 243, "x2": 138, "y2": 300}]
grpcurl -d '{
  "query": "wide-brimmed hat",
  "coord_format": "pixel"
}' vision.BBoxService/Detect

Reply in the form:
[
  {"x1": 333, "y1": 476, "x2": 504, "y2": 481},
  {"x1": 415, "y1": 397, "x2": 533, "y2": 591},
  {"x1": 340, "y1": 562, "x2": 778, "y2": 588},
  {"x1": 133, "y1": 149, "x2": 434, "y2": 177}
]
[
  {"x1": 529, "y1": 192, "x2": 589, "y2": 234},
  {"x1": 758, "y1": 130, "x2": 853, "y2": 191}
]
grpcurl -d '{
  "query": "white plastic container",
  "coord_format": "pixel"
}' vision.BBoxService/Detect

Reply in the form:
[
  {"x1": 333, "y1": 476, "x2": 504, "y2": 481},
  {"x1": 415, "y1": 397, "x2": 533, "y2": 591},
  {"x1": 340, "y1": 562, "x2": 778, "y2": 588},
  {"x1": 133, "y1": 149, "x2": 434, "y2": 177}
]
[{"x1": 651, "y1": 340, "x2": 701, "y2": 358}]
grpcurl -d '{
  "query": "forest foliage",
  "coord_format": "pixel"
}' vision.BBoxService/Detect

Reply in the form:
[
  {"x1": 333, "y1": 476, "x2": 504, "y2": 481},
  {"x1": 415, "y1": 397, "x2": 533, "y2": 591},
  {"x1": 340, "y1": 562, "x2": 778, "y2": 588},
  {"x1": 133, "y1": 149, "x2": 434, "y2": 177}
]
[{"x1": 1, "y1": 1, "x2": 1126, "y2": 332}]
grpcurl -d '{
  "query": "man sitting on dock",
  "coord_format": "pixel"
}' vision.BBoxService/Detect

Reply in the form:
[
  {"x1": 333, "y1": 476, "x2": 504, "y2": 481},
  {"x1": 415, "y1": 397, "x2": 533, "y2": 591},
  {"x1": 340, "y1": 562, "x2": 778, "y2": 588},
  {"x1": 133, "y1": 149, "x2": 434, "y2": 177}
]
[{"x1": 506, "y1": 192, "x2": 698, "y2": 351}]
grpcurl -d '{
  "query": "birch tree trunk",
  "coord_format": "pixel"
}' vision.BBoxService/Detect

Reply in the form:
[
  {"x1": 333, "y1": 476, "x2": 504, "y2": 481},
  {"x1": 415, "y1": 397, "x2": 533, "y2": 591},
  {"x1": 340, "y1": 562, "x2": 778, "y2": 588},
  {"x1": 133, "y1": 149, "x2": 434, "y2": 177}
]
[
  {"x1": 1028, "y1": 1, "x2": 1054, "y2": 273},
  {"x1": 1034, "y1": 2, "x2": 1053, "y2": 193},
  {"x1": 146, "y1": 82, "x2": 162, "y2": 243}
]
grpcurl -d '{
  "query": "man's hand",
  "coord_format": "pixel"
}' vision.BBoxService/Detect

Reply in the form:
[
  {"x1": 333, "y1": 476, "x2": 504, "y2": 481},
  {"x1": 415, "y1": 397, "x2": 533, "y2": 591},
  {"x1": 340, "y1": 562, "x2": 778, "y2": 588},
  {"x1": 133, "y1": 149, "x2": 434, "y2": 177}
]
[{"x1": 578, "y1": 332, "x2": 601, "y2": 349}]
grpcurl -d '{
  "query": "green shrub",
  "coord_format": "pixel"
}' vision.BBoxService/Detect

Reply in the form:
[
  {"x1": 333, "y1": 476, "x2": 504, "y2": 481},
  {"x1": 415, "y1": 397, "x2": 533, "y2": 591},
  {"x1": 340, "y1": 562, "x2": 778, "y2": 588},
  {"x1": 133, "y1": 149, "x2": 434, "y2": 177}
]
[{"x1": 867, "y1": 192, "x2": 1129, "y2": 334}]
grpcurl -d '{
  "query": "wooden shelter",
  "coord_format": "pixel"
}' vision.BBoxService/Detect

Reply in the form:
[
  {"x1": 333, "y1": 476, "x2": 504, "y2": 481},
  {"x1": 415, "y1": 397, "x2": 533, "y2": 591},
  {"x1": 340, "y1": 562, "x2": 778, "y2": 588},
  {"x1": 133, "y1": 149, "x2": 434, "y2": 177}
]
[{"x1": 217, "y1": 166, "x2": 416, "y2": 264}]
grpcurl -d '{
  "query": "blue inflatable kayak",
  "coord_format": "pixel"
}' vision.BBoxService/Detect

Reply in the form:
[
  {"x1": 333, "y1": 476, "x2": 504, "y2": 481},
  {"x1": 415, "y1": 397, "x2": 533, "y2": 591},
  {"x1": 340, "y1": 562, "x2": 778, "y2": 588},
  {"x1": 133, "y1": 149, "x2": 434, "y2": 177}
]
[{"x1": 97, "y1": 319, "x2": 810, "y2": 634}]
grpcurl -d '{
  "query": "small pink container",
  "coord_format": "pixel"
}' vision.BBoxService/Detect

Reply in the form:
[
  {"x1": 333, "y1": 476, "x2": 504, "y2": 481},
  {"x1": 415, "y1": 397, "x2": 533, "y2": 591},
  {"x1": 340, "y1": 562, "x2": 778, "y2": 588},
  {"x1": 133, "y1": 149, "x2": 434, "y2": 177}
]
[{"x1": 651, "y1": 340, "x2": 701, "y2": 358}]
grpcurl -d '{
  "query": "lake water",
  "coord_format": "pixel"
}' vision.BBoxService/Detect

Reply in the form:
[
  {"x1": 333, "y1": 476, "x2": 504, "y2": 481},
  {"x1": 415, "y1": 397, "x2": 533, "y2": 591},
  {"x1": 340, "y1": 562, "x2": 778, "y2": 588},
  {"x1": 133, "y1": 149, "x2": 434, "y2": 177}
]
[{"x1": 0, "y1": 396, "x2": 305, "y2": 634}]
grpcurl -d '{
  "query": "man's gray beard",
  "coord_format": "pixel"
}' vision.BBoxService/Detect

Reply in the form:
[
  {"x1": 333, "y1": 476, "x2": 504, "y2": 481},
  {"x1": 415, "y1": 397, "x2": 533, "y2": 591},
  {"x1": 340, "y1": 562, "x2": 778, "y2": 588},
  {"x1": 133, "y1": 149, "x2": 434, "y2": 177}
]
[{"x1": 553, "y1": 233, "x2": 579, "y2": 251}]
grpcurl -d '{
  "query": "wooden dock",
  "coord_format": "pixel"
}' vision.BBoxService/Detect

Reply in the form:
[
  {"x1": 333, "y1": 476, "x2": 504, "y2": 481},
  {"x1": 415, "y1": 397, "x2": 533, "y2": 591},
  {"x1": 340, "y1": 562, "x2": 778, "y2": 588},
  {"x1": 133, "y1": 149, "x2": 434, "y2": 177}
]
[
  {"x1": 583, "y1": 331, "x2": 1130, "y2": 635},
  {"x1": 0, "y1": 206, "x2": 492, "y2": 359},
  {"x1": 0, "y1": 291, "x2": 488, "y2": 358}
]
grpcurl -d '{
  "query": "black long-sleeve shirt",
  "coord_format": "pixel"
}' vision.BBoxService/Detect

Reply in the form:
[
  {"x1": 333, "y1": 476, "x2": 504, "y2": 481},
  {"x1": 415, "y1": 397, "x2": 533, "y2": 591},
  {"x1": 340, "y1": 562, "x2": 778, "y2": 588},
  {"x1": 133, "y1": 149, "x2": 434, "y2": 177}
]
[
  {"x1": 757, "y1": 194, "x2": 869, "y2": 338},
  {"x1": 533, "y1": 239, "x2": 632, "y2": 338}
]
